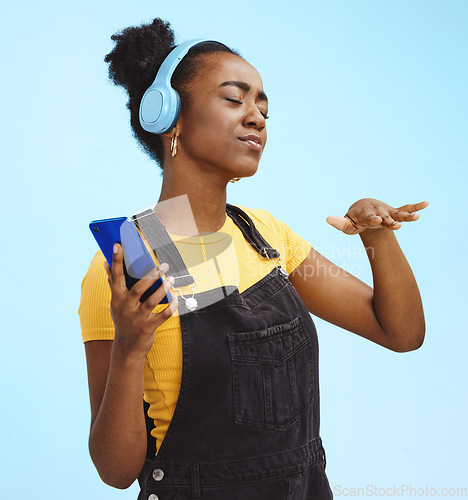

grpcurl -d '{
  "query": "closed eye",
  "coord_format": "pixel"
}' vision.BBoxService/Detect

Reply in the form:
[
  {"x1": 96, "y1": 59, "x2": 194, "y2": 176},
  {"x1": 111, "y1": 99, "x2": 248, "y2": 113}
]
[{"x1": 225, "y1": 98, "x2": 269, "y2": 119}]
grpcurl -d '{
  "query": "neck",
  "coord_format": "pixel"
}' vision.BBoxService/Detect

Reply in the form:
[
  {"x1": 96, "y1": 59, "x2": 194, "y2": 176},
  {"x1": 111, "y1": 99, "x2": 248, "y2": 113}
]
[{"x1": 154, "y1": 161, "x2": 230, "y2": 236}]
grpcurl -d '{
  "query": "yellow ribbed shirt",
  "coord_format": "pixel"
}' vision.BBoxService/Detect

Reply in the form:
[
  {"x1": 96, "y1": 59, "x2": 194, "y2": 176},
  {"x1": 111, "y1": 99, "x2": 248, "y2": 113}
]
[{"x1": 78, "y1": 206, "x2": 312, "y2": 453}]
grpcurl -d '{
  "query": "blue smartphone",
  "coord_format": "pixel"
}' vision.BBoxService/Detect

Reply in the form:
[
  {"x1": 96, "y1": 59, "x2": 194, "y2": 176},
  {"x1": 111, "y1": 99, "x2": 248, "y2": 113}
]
[{"x1": 89, "y1": 216, "x2": 172, "y2": 304}]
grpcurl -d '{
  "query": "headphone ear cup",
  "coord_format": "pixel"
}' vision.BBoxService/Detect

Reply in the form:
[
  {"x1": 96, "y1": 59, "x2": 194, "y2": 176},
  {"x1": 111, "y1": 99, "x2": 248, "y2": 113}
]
[
  {"x1": 140, "y1": 86, "x2": 181, "y2": 134},
  {"x1": 139, "y1": 39, "x2": 216, "y2": 134},
  {"x1": 140, "y1": 89, "x2": 164, "y2": 129},
  {"x1": 165, "y1": 90, "x2": 181, "y2": 132}
]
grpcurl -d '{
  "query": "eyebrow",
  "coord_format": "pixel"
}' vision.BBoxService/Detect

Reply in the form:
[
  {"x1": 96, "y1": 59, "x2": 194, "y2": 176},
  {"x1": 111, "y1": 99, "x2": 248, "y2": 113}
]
[{"x1": 219, "y1": 80, "x2": 268, "y2": 102}]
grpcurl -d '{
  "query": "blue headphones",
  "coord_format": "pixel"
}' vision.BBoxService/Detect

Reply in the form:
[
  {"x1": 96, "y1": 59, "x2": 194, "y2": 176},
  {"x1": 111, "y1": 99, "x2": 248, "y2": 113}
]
[{"x1": 139, "y1": 38, "x2": 225, "y2": 134}]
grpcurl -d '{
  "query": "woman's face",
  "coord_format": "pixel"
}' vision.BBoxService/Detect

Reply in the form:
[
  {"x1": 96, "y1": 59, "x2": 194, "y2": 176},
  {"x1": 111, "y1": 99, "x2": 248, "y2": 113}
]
[{"x1": 176, "y1": 52, "x2": 268, "y2": 181}]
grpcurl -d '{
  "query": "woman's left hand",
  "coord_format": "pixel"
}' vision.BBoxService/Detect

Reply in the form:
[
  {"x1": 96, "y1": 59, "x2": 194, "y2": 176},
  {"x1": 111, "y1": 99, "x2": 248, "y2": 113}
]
[{"x1": 326, "y1": 198, "x2": 429, "y2": 235}]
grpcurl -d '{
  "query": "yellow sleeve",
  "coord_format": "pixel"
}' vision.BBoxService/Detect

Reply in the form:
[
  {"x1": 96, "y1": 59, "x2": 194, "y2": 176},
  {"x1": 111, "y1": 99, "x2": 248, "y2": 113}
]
[
  {"x1": 238, "y1": 207, "x2": 312, "y2": 274},
  {"x1": 78, "y1": 250, "x2": 115, "y2": 343}
]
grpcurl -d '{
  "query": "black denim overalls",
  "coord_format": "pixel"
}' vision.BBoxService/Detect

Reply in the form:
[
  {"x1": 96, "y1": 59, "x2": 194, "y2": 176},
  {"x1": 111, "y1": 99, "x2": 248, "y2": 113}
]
[{"x1": 133, "y1": 204, "x2": 333, "y2": 500}]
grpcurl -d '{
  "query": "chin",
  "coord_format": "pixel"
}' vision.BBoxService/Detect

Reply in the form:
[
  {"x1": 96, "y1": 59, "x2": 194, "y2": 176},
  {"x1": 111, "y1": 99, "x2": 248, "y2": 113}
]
[
  {"x1": 229, "y1": 168, "x2": 258, "y2": 181},
  {"x1": 232, "y1": 158, "x2": 261, "y2": 179}
]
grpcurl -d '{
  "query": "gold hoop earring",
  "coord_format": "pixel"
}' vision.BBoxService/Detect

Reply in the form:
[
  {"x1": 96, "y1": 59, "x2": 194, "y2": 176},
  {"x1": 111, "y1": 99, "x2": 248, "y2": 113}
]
[
  {"x1": 229, "y1": 177, "x2": 241, "y2": 183},
  {"x1": 170, "y1": 134, "x2": 178, "y2": 157}
]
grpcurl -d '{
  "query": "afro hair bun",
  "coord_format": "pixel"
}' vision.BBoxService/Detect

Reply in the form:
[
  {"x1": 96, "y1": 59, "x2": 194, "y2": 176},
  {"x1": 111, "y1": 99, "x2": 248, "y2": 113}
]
[{"x1": 104, "y1": 18, "x2": 176, "y2": 94}]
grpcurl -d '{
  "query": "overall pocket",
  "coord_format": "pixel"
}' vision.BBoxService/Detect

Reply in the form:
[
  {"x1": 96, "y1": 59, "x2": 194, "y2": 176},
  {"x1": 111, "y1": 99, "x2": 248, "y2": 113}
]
[{"x1": 228, "y1": 316, "x2": 314, "y2": 431}]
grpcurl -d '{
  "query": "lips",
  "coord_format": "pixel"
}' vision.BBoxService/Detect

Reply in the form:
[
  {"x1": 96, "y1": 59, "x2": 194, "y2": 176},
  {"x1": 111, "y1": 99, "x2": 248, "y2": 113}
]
[{"x1": 238, "y1": 134, "x2": 263, "y2": 153}]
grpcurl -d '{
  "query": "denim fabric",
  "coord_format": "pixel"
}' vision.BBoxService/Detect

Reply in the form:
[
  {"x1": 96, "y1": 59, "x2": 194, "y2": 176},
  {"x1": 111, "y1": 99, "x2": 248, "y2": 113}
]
[
  {"x1": 138, "y1": 207, "x2": 333, "y2": 499},
  {"x1": 228, "y1": 315, "x2": 314, "y2": 431}
]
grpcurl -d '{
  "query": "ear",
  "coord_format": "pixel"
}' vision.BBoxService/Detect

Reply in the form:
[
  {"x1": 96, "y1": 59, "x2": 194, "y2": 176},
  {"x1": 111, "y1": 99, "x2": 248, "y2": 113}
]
[{"x1": 162, "y1": 121, "x2": 182, "y2": 140}]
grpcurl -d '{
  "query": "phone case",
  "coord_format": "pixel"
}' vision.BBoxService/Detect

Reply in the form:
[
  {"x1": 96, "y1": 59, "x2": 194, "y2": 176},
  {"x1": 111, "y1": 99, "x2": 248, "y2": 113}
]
[{"x1": 89, "y1": 217, "x2": 171, "y2": 304}]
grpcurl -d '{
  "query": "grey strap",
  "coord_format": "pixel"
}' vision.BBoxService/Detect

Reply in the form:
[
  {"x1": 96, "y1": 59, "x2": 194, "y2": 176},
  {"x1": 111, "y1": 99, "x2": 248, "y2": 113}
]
[{"x1": 131, "y1": 209, "x2": 194, "y2": 287}]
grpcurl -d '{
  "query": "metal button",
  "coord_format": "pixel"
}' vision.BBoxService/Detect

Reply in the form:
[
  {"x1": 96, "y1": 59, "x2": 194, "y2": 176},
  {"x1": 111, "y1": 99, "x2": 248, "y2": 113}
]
[
  {"x1": 148, "y1": 495, "x2": 159, "y2": 500},
  {"x1": 152, "y1": 468, "x2": 164, "y2": 481}
]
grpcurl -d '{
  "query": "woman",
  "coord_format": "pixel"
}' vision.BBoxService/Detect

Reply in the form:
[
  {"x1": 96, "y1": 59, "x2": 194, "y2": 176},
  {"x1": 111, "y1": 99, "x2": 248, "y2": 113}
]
[{"x1": 79, "y1": 18, "x2": 427, "y2": 499}]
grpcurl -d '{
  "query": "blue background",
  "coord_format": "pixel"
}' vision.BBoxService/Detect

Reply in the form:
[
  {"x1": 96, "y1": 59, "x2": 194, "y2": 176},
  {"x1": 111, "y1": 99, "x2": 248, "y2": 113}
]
[{"x1": 1, "y1": 0, "x2": 466, "y2": 498}]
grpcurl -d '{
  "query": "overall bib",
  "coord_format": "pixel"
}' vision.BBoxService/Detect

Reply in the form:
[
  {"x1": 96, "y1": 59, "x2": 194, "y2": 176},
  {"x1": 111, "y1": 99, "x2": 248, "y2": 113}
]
[{"x1": 134, "y1": 204, "x2": 333, "y2": 500}]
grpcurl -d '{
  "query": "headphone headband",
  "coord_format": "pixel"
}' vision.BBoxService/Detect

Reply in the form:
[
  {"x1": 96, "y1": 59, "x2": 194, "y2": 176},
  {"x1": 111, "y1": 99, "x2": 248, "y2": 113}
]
[
  {"x1": 139, "y1": 38, "x2": 226, "y2": 134},
  {"x1": 153, "y1": 38, "x2": 212, "y2": 87}
]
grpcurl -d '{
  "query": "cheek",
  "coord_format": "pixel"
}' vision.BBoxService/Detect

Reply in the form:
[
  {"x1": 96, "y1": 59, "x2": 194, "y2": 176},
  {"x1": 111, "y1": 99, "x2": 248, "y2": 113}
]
[{"x1": 182, "y1": 105, "x2": 235, "y2": 150}]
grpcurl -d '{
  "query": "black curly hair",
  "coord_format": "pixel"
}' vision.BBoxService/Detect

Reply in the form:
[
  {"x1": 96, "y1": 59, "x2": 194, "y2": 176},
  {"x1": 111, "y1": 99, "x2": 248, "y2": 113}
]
[{"x1": 104, "y1": 18, "x2": 242, "y2": 170}]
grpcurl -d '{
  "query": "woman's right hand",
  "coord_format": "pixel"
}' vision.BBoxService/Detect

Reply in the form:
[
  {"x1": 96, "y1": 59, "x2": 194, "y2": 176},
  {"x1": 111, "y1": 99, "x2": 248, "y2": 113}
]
[{"x1": 103, "y1": 242, "x2": 179, "y2": 361}]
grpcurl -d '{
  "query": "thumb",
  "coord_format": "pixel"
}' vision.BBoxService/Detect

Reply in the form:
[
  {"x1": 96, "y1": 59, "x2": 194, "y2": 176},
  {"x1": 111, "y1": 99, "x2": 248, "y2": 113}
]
[{"x1": 326, "y1": 215, "x2": 357, "y2": 234}]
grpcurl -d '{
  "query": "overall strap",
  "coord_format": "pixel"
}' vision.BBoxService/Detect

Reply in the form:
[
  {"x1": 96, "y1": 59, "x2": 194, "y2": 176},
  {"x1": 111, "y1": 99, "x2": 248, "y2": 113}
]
[
  {"x1": 131, "y1": 209, "x2": 194, "y2": 287},
  {"x1": 225, "y1": 204, "x2": 280, "y2": 259},
  {"x1": 131, "y1": 205, "x2": 282, "y2": 286}
]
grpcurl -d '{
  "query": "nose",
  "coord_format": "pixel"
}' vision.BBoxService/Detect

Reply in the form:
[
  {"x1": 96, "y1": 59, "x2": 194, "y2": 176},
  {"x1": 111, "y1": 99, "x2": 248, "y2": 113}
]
[{"x1": 243, "y1": 102, "x2": 266, "y2": 131}]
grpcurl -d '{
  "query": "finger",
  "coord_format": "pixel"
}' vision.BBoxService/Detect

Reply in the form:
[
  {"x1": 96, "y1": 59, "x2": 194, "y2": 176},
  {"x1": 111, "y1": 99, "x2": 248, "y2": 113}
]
[
  {"x1": 129, "y1": 263, "x2": 170, "y2": 300},
  {"x1": 348, "y1": 209, "x2": 383, "y2": 226},
  {"x1": 152, "y1": 294, "x2": 179, "y2": 325},
  {"x1": 110, "y1": 243, "x2": 127, "y2": 294},
  {"x1": 397, "y1": 201, "x2": 429, "y2": 213},
  {"x1": 103, "y1": 261, "x2": 111, "y2": 281},
  {"x1": 392, "y1": 209, "x2": 420, "y2": 223},
  {"x1": 143, "y1": 262, "x2": 169, "y2": 280},
  {"x1": 366, "y1": 214, "x2": 383, "y2": 225},
  {"x1": 379, "y1": 213, "x2": 401, "y2": 230},
  {"x1": 142, "y1": 276, "x2": 176, "y2": 311},
  {"x1": 326, "y1": 216, "x2": 359, "y2": 235},
  {"x1": 347, "y1": 208, "x2": 400, "y2": 232}
]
